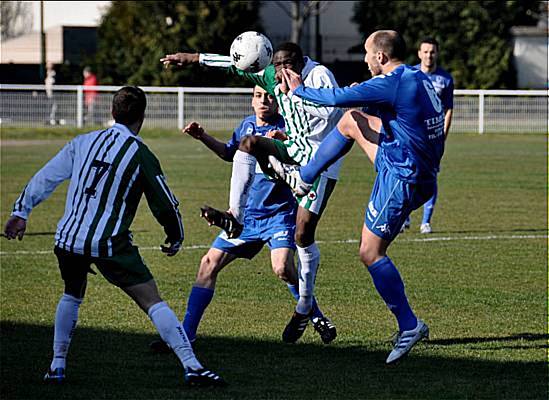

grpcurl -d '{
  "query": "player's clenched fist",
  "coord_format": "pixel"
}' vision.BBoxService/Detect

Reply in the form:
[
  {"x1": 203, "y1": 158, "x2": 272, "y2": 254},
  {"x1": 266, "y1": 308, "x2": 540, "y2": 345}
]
[
  {"x1": 3, "y1": 215, "x2": 26, "y2": 240},
  {"x1": 183, "y1": 122, "x2": 204, "y2": 139},
  {"x1": 265, "y1": 130, "x2": 288, "y2": 141}
]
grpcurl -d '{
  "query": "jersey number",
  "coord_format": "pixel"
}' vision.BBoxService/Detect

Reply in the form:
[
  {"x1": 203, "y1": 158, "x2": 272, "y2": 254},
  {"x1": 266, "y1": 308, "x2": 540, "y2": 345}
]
[
  {"x1": 85, "y1": 160, "x2": 111, "y2": 198},
  {"x1": 422, "y1": 80, "x2": 443, "y2": 113}
]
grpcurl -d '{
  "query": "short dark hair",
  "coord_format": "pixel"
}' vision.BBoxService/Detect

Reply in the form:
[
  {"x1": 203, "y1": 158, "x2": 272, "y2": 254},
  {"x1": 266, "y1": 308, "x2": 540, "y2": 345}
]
[
  {"x1": 419, "y1": 37, "x2": 439, "y2": 51},
  {"x1": 112, "y1": 86, "x2": 146, "y2": 126},
  {"x1": 274, "y1": 42, "x2": 303, "y2": 60},
  {"x1": 372, "y1": 30, "x2": 407, "y2": 61}
]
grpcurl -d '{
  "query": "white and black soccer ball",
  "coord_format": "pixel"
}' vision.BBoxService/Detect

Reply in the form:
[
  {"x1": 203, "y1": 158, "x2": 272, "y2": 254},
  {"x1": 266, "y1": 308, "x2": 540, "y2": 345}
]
[{"x1": 230, "y1": 31, "x2": 273, "y2": 73}]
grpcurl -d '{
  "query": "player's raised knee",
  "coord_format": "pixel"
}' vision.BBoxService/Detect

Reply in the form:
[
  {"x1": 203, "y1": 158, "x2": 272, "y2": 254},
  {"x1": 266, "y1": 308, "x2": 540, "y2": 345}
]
[
  {"x1": 238, "y1": 135, "x2": 259, "y2": 153},
  {"x1": 336, "y1": 110, "x2": 368, "y2": 140},
  {"x1": 338, "y1": 110, "x2": 381, "y2": 141}
]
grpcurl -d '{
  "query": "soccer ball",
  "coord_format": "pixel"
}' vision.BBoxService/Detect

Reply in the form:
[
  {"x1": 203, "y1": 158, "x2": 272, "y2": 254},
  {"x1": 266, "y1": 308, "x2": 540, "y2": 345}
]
[{"x1": 230, "y1": 31, "x2": 273, "y2": 73}]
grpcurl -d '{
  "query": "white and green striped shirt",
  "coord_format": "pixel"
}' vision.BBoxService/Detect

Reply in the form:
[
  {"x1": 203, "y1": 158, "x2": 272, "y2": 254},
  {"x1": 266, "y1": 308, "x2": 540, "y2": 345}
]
[
  {"x1": 12, "y1": 123, "x2": 183, "y2": 257},
  {"x1": 199, "y1": 54, "x2": 344, "y2": 179}
]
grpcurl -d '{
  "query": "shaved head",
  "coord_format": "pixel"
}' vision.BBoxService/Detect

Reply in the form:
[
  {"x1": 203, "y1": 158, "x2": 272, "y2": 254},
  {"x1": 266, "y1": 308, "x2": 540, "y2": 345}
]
[{"x1": 368, "y1": 30, "x2": 407, "y2": 61}]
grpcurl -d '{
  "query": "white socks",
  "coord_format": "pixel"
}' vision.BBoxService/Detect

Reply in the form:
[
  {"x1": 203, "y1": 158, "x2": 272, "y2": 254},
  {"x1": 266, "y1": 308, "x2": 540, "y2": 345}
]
[
  {"x1": 50, "y1": 293, "x2": 82, "y2": 371},
  {"x1": 229, "y1": 150, "x2": 257, "y2": 224},
  {"x1": 49, "y1": 297, "x2": 203, "y2": 372},
  {"x1": 296, "y1": 243, "x2": 320, "y2": 315},
  {"x1": 148, "y1": 301, "x2": 202, "y2": 371}
]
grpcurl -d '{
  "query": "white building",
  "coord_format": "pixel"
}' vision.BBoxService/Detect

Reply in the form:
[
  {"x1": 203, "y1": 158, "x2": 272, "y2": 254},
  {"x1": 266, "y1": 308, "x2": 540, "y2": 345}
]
[{"x1": 512, "y1": 26, "x2": 548, "y2": 89}]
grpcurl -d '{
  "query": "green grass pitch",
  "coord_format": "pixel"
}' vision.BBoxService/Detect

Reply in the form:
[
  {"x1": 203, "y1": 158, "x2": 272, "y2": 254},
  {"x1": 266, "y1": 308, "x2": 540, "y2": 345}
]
[{"x1": 1, "y1": 128, "x2": 547, "y2": 399}]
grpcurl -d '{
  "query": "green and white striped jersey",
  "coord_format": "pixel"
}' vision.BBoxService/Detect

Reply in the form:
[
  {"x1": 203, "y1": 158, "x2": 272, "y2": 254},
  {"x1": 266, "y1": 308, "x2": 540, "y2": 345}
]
[
  {"x1": 199, "y1": 53, "x2": 344, "y2": 179},
  {"x1": 11, "y1": 123, "x2": 184, "y2": 257}
]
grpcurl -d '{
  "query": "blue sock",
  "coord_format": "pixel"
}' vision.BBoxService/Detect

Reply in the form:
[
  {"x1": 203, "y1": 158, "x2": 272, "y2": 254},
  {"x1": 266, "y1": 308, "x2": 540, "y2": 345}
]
[
  {"x1": 422, "y1": 182, "x2": 438, "y2": 224},
  {"x1": 287, "y1": 284, "x2": 324, "y2": 319},
  {"x1": 367, "y1": 256, "x2": 417, "y2": 332},
  {"x1": 182, "y1": 286, "x2": 214, "y2": 341},
  {"x1": 300, "y1": 126, "x2": 354, "y2": 184}
]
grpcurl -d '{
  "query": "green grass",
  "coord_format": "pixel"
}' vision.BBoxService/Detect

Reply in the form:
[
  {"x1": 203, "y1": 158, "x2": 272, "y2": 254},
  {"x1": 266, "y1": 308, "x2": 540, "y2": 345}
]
[{"x1": 1, "y1": 130, "x2": 547, "y2": 399}]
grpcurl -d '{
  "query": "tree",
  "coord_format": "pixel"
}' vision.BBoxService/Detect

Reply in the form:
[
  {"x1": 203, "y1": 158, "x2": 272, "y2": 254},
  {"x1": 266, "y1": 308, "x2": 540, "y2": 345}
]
[
  {"x1": 1, "y1": 1, "x2": 33, "y2": 41},
  {"x1": 274, "y1": 1, "x2": 331, "y2": 44},
  {"x1": 352, "y1": 1, "x2": 541, "y2": 88},
  {"x1": 94, "y1": 1, "x2": 262, "y2": 86}
]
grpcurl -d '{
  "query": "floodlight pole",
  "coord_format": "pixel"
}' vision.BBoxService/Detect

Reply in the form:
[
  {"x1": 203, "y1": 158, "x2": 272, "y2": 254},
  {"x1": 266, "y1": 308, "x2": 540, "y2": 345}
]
[{"x1": 40, "y1": 1, "x2": 46, "y2": 81}]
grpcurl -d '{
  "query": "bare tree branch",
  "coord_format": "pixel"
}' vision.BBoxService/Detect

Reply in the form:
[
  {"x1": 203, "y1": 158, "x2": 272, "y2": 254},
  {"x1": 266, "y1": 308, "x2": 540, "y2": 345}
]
[
  {"x1": 274, "y1": 1, "x2": 293, "y2": 18},
  {"x1": 0, "y1": 1, "x2": 33, "y2": 41},
  {"x1": 303, "y1": 1, "x2": 331, "y2": 18},
  {"x1": 302, "y1": 0, "x2": 317, "y2": 19},
  {"x1": 315, "y1": 1, "x2": 332, "y2": 16},
  {"x1": 286, "y1": 1, "x2": 332, "y2": 44}
]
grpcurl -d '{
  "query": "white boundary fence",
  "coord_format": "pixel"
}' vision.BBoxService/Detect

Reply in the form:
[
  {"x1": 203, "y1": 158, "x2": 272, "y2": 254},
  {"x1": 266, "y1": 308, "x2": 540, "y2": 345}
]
[{"x1": 0, "y1": 84, "x2": 547, "y2": 134}]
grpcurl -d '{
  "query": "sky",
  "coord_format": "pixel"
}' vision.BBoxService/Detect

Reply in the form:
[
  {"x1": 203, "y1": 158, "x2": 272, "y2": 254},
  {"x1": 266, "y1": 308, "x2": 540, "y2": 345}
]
[{"x1": 30, "y1": 1, "x2": 111, "y2": 31}]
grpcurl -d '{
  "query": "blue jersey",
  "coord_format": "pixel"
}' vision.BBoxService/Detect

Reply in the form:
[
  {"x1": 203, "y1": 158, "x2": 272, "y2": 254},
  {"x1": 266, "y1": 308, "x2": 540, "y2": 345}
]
[
  {"x1": 414, "y1": 64, "x2": 454, "y2": 111},
  {"x1": 225, "y1": 114, "x2": 296, "y2": 219},
  {"x1": 293, "y1": 64, "x2": 445, "y2": 183}
]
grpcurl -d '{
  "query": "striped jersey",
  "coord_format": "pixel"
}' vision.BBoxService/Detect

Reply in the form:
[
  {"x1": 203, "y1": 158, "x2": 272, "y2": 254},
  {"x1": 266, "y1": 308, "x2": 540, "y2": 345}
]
[
  {"x1": 11, "y1": 123, "x2": 184, "y2": 257},
  {"x1": 199, "y1": 53, "x2": 344, "y2": 179}
]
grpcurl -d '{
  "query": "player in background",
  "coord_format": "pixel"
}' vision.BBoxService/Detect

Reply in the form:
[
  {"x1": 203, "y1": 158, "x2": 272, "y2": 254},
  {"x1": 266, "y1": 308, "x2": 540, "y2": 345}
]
[
  {"x1": 272, "y1": 30, "x2": 445, "y2": 363},
  {"x1": 160, "y1": 43, "x2": 343, "y2": 343},
  {"x1": 150, "y1": 86, "x2": 336, "y2": 351},
  {"x1": 412, "y1": 37, "x2": 454, "y2": 234},
  {"x1": 3, "y1": 87, "x2": 225, "y2": 387}
]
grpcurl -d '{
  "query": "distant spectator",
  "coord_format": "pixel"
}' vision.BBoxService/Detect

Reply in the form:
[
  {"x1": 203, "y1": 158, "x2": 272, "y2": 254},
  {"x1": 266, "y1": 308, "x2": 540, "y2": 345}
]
[
  {"x1": 83, "y1": 66, "x2": 98, "y2": 125},
  {"x1": 45, "y1": 62, "x2": 57, "y2": 125}
]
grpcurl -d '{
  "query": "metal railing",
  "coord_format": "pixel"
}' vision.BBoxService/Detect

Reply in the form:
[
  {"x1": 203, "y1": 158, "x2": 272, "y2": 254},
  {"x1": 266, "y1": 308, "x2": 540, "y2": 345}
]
[{"x1": 0, "y1": 84, "x2": 547, "y2": 134}]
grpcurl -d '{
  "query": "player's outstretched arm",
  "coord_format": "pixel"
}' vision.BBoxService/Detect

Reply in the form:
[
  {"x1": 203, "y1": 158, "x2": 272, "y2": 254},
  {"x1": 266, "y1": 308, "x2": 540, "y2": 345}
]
[
  {"x1": 183, "y1": 122, "x2": 231, "y2": 161},
  {"x1": 282, "y1": 68, "x2": 375, "y2": 108},
  {"x1": 160, "y1": 53, "x2": 200, "y2": 68},
  {"x1": 285, "y1": 67, "x2": 341, "y2": 120},
  {"x1": 10, "y1": 141, "x2": 75, "y2": 225},
  {"x1": 161, "y1": 52, "x2": 233, "y2": 69},
  {"x1": 161, "y1": 51, "x2": 276, "y2": 95}
]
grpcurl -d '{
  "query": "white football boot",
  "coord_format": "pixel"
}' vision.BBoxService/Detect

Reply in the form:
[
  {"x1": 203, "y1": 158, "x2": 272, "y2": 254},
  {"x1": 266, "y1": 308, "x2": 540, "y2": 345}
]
[
  {"x1": 268, "y1": 155, "x2": 312, "y2": 196},
  {"x1": 420, "y1": 223, "x2": 432, "y2": 234},
  {"x1": 386, "y1": 319, "x2": 429, "y2": 364}
]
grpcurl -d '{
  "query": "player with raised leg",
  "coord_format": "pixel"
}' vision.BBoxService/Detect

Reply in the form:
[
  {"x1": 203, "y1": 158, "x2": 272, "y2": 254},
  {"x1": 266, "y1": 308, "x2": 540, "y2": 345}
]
[
  {"x1": 161, "y1": 41, "x2": 343, "y2": 343},
  {"x1": 271, "y1": 30, "x2": 445, "y2": 363},
  {"x1": 150, "y1": 86, "x2": 335, "y2": 351},
  {"x1": 3, "y1": 87, "x2": 225, "y2": 387}
]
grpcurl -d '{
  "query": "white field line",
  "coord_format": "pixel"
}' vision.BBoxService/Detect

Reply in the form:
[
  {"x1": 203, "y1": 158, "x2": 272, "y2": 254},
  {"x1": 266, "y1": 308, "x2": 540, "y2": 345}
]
[{"x1": 0, "y1": 234, "x2": 546, "y2": 256}]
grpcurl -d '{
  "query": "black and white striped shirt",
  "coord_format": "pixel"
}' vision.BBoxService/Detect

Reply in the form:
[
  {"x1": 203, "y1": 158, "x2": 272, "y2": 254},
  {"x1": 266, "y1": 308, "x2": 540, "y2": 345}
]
[{"x1": 12, "y1": 123, "x2": 183, "y2": 257}]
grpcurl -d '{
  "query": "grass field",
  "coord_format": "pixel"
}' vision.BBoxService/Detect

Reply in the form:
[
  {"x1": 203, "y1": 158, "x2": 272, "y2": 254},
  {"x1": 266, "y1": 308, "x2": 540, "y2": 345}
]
[{"x1": 1, "y1": 128, "x2": 547, "y2": 399}]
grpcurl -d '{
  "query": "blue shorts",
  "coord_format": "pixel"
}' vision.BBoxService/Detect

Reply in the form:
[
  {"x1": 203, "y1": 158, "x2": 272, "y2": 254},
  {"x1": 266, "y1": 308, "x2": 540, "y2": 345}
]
[
  {"x1": 365, "y1": 160, "x2": 435, "y2": 241},
  {"x1": 212, "y1": 213, "x2": 296, "y2": 259}
]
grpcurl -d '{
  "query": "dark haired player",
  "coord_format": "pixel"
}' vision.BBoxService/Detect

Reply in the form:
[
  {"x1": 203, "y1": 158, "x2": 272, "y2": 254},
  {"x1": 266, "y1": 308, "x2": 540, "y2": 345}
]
[
  {"x1": 4, "y1": 86, "x2": 225, "y2": 386},
  {"x1": 161, "y1": 42, "x2": 342, "y2": 343}
]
